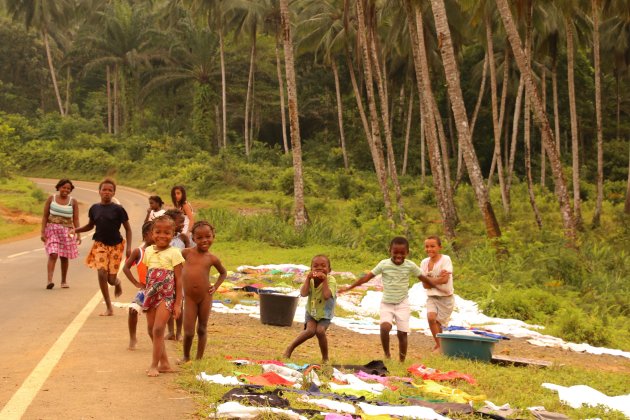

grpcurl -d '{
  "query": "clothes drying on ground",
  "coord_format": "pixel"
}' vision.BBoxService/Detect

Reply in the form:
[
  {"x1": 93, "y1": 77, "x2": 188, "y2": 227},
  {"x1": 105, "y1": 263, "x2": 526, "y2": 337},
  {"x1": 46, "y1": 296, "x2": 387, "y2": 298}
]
[
  {"x1": 333, "y1": 360, "x2": 389, "y2": 376},
  {"x1": 412, "y1": 380, "x2": 486, "y2": 404},
  {"x1": 541, "y1": 383, "x2": 630, "y2": 417},
  {"x1": 357, "y1": 402, "x2": 449, "y2": 420},
  {"x1": 196, "y1": 372, "x2": 241, "y2": 385},
  {"x1": 407, "y1": 398, "x2": 474, "y2": 415},
  {"x1": 299, "y1": 396, "x2": 356, "y2": 414},
  {"x1": 408, "y1": 363, "x2": 477, "y2": 385},
  {"x1": 239, "y1": 371, "x2": 296, "y2": 387},
  {"x1": 324, "y1": 414, "x2": 358, "y2": 420},
  {"x1": 477, "y1": 401, "x2": 519, "y2": 418},
  {"x1": 262, "y1": 364, "x2": 304, "y2": 383},
  {"x1": 215, "y1": 401, "x2": 307, "y2": 420},
  {"x1": 221, "y1": 386, "x2": 289, "y2": 408},
  {"x1": 444, "y1": 326, "x2": 509, "y2": 340},
  {"x1": 332, "y1": 369, "x2": 386, "y2": 394},
  {"x1": 527, "y1": 406, "x2": 569, "y2": 420}
]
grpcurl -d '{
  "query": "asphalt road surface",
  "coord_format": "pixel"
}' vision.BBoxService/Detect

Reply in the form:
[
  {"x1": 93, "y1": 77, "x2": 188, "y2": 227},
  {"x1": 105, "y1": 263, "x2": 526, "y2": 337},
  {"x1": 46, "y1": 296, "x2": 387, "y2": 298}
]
[{"x1": 0, "y1": 179, "x2": 193, "y2": 419}]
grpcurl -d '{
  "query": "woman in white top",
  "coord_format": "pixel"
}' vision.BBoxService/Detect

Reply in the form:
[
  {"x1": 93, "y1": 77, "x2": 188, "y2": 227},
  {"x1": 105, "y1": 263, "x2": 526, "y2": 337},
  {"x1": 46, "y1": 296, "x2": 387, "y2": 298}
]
[
  {"x1": 41, "y1": 179, "x2": 81, "y2": 289},
  {"x1": 170, "y1": 185, "x2": 194, "y2": 235}
]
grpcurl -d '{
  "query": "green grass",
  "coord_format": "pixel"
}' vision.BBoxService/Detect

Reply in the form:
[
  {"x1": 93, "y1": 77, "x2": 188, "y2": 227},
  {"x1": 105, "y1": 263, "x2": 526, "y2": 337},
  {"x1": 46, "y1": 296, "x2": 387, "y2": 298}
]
[{"x1": 0, "y1": 176, "x2": 45, "y2": 240}]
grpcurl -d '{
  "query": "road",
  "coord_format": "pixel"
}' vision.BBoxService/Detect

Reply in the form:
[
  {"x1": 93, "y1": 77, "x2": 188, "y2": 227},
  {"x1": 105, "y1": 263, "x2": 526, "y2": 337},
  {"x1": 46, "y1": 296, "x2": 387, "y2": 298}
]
[{"x1": 0, "y1": 179, "x2": 193, "y2": 419}]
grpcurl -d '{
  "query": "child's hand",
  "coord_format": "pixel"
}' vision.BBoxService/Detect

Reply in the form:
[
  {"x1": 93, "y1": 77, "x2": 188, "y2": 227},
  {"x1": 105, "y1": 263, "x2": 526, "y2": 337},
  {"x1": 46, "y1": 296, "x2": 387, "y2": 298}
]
[
  {"x1": 338, "y1": 285, "x2": 350, "y2": 294},
  {"x1": 173, "y1": 305, "x2": 182, "y2": 320},
  {"x1": 208, "y1": 284, "x2": 216, "y2": 294},
  {"x1": 312, "y1": 271, "x2": 327, "y2": 281}
]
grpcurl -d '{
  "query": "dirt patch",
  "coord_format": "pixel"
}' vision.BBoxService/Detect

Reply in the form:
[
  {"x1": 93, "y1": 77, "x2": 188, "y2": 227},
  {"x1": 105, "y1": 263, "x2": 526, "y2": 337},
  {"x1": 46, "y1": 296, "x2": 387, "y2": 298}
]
[
  {"x1": 206, "y1": 312, "x2": 630, "y2": 374},
  {"x1": 0, "y1": 205, "x2": 41, "y2": 225}
]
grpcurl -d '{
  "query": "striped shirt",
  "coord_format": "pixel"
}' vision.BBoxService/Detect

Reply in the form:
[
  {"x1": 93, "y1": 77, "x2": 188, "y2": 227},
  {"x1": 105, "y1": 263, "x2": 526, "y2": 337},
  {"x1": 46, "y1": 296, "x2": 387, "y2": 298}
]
[
  {"x1": 49, "y1": 195, "x2": 74, "y2": 218},
  {"x1": 371, "y1": 258, "x2": 421, "y2": 304}
]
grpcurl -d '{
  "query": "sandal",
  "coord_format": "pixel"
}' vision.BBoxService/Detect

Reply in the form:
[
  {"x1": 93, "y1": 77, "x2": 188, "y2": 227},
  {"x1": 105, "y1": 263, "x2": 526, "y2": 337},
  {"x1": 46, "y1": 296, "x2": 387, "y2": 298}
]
[
  {"x1": 46, "y1": 283, "x2": 55, "y2": 290},
  {"x1": 61, "y1": 283, "x2": 70, "y2": 289}
]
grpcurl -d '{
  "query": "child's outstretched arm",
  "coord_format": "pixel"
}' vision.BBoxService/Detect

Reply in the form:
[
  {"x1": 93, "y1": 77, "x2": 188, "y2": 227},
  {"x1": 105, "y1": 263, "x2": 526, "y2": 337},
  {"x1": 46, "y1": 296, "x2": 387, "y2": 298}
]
[
  {"x1": 73, "y1": 218, "x2": 95, "y2": 234},
  {"x1": 338, "y1": 272, "x2": 375, "y2": 294},
  {"x1": 122, "y1": 248, "x2": 143, "y2": 289},
  {"x1": 173, "y1": 263, "x2": 183, "y2": 319},
  {"x1": 208, "y1": 257, "x2": 227, "y2": 294}
]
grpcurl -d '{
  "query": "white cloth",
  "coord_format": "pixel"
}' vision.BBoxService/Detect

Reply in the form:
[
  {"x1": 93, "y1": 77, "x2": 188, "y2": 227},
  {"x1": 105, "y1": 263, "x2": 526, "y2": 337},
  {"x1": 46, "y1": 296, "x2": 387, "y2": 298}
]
[
  {"x1": 215, "y1": 401, "x2": 307, "y2": 420},
  {"x1": 542, "y1": 383, "x2": 630, "y2": 417},
  {"x1": 329, "y1": 369, "x2": 385, "y2": 394},
  {"x1": 357, "y1": 402, "x2": 449, "y2": 419},
  {"x1": 420, "y1": 254, "x2": 453, "y2": 296},
  {"x1": 299, "y1": 396, "x2": 356, "y2": 413},
  {"x1": 196, "y1": 372, "x2": 240, "y2": 385}
]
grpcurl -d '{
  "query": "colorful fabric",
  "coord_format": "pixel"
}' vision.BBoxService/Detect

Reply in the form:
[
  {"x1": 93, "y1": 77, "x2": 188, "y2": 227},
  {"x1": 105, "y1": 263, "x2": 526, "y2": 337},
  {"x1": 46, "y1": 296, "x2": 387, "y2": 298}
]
[
  {"x1": 420, "y1": 255, "x2": 453, "y2": 296},
  {"x1": 44, "y1": 223, "x2": 78, "y2": 259},
  {"x1": 88, "y1": 203, "x2": 128, "y2": 246},
  {"x1": 132, "y1": 290, "x2": 145, "y2": 306},
  {"x1": 143, "y1": 268, "x2": 176, "y2": 313},
  {"x1": 412, "y1": 380, "x2": 486, "y2": 404},
  {"x1": 357, "y1": 402, "x2": 449, "y2": 420},
  {"x1": 49, "y1": 195, "x2": 74, "y2": 218},
  {"x1": 371, "y1": 259, "x2": 421, "y2": 304},
  {"x1": 408, "y1": 364, "x2": 476, "y2": 385},
  {"x1": 306, "y1": 274, "x2": 337, "y2": 320},
  {"x1": 85, "y1": 240, "x2": 125, "y2": 274},
  {"x1": 239, "y1": 371, "x2": 296, "y2": 387},
  {"x1": 216, "y1": 402, "x2": 307, "y2": 420}
]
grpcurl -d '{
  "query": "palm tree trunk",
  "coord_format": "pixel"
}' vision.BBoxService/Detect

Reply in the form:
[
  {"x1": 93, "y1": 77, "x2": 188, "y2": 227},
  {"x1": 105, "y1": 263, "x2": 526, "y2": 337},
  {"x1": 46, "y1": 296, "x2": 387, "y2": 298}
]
[
  {"x1": 113, "y1": 64, "x2": 119, "y2": 135},
  {"x1": 430, "y1": 0, "x2": 501, "y2": 238},
  {"x1": 280, "y1": 0, "x2": 307, "y2": 228},
  {"x1": 495, "y1": 0, "x2": 577, "y2": 244},
  {"x1": 64, "y1": 67, "x2": 71, "y2": 115},
  {"x1": 244, "y1": 35, "x2": 256, "y2": 156},
  {"x1": 592, "y1": 0, "x2": 604, "y2": 227},
  {"x1": 616, "y1": 71, "x2": 621, "y2": 140},
  {"x1": 566, "y1": 17, "x2": 583, "y2": 229},
  {"x1": 332, "y1": 59, "x2": 349, "y2": 169},
  {"x1": 219, "y1": 28, "x2": 227, "y2": 148},
  {"x1": 275, "y1": 41, "x2": 289, "y2": 154},
  {"x1": 402, "y1": 91, "x2": 413, "y2": 175},
  {"x1": 541, "y1": 66, "x2": 546, "y2": 187},
  {"x1": 355, "y1": 0, "x2": 393, "y2": 221},
  {"x1": 369, "y1": 22, "x2": 405, "y2": 223},
  {"x1": 106, "y1": 65, "x2": 112, "y2": 134},
  {"x1": 507, "y1": 75, "x2": 524, "y2": 186},
  {"x1": 458, "y1": 52, "x2": 488, "y2": 189},
  {"x1": 42, "y1": 30, "x2": 65, "y2": 116},
  {"x1": 420, "y1": 104, "x2": 426, "y2": 185},
  {"x1": 405, "y1": 0, "x2": 456, "y2": 237},
  {"x1": 552, "y1": 55, "x2": 561, "y2": 154},
  {"x1": 625, "y1": 145, "x2": 630, "y2": 214},
  {"x1": 215, "y1": 104, "x2": 221, "y2": 149}
]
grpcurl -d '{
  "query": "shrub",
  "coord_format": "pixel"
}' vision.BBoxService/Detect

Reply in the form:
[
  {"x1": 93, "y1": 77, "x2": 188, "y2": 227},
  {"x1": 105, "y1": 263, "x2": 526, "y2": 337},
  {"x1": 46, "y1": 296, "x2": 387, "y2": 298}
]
[{"x1": 550, "y1": 308, "x2": 610, "y2": 347}]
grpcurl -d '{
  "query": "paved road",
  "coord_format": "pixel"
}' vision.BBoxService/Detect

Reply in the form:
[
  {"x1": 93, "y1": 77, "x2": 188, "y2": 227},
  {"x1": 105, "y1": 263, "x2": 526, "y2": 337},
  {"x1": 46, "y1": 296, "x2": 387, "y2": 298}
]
[{"x1": 0, "y1": 179, "x2": 193, "y2": 419}]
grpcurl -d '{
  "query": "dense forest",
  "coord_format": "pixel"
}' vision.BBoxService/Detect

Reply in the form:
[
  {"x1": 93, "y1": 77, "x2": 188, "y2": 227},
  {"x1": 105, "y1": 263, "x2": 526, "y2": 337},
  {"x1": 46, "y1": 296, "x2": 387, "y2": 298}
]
[{"x1": 1, "y1": 1, "x2": 629, "y2": 347}]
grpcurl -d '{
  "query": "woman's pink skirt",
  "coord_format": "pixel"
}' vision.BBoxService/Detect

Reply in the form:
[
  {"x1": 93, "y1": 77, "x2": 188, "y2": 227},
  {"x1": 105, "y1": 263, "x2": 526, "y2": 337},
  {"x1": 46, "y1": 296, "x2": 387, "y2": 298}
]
[{"x1": 44, "y1": 223, "x2": 79, "y2": 259}]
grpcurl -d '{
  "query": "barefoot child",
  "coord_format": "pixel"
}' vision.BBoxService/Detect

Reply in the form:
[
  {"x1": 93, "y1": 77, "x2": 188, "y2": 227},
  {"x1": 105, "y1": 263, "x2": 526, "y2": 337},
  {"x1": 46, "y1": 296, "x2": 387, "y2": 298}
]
[
  {"x1": 144, "y1": 195, "x2": 166, "y2": 222},
  {"x1": 284, "y1": 255, "x2": 336, "y2": 362},
  {"x1": 180, "y1": 221, "x2": 227, "y2": 362},
  {"x1": 339, "y1": 237, "x2": 423, "y2": 362},
  {"x1": 420, "y1": 236, "x2": 453, "y2": 353},
  {"x1": 74, "y1": 179, "x2": 132, "y2": 316},
  {"x1": 140, "y1": 216, "x2": 184, "y2": 376},
  {"x1": 165, "y1": 208, "x2": 189, "y2": 341},
  {"x1": 122, "y1": 221, "x2": 153, "y2": 350}
]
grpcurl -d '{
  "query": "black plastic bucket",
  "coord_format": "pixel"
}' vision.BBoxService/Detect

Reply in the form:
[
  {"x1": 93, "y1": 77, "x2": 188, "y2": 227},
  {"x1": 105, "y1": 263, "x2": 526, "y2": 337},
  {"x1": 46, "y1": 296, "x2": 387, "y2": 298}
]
[{"x1": 259, "y1": 293, "x2": 299, "y2": 327}]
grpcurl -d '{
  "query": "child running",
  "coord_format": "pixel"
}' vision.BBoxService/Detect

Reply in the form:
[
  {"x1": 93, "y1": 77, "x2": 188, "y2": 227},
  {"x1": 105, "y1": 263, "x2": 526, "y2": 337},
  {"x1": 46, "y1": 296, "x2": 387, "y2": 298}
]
[
  {"x1": 141, "y1": 215, "x2": 184, "y2": 376},
  {"x1": 165, "y1": 208, "x2": 189, "y2": 341},
  {"x1": 144, "y1": 195, "x2": 166, "y2": 222},
  {"x1": 74, "y1": 179, "x2": 132, "y2": 316},
  {"x1": 180, "y1": 221, "x2": 227, "y2": 362},
  {"x1": 339, "y1": 237, "x2": 424, "y2": 362},
  {"x1": 420, "y1": 235, "x2": 453, "y2": 353},
  {"x1": 122, "y1": 221, "x2": 153, "y2": 350},
  {"x1": 284, "y1": 255, "x2": 336, "y2": 362}
]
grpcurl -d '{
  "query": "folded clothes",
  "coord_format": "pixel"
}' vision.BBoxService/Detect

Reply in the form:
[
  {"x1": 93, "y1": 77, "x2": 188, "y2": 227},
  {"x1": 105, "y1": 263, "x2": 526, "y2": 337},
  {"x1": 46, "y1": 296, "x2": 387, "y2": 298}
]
[{"x1": 408, "y1": 363, "x2": 477, "y2": 385}]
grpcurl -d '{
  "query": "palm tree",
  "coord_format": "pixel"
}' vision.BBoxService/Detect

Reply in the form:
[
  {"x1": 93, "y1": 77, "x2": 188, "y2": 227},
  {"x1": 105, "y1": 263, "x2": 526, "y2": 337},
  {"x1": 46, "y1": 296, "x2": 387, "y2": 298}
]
[
  {"x1": 6, "y1": 0, "x2": 71, "y2": 116},
  {"x1": 591, "y1": 0, "x2": 604, "y2": 227},
  {"x1": 140, "y1": 16, "x2": 220, "y2": 150},
  {"x1": 495, "y1": 0, "x2": 577, "y2": 244},
  {"x1": 429, "y1": 0, "x2": 501, "y2": 238},
  {"x1": 279, "y1": 0, "x2": 306, "y2": 228}
]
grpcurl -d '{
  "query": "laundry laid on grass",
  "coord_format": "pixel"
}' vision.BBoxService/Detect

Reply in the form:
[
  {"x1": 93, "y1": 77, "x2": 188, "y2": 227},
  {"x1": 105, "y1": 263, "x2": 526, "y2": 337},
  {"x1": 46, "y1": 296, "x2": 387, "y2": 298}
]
[
  {"x1": 208, "y1": 263, "x2": 630, "y2": 360},
  {"x1": 541, "y1": 383, "x2": 630, "y2": 417}
]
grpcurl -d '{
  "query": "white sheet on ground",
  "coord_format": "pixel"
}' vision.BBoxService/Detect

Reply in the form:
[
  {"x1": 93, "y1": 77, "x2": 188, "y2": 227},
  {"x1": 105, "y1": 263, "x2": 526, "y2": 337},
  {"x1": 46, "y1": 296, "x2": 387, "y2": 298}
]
[
  {"x1": 541, "y1": 383, "x2": 630, "y2": 417},
  {"x1": 215, "y1": 401, "x2": 307, "y2": 420},
  {"x1": 196, "y1": 372, "x2": 240, "y2": 385},
  {"x1": 299, "y1": 396, "x2": 356, "y2": 414},
  {"x1": 357, "y1": 402, "x2": 449, "y2": 419}
]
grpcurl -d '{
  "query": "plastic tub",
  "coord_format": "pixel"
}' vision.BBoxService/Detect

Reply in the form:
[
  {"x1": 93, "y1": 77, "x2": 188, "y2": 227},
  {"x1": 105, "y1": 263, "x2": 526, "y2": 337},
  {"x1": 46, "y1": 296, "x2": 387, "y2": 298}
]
[
  {"x1": 259, "y1": 293, "x2": 299, "y2": 327},
  {"x1": 437, "y1": 333, "x2": 499, "y2": 362}
]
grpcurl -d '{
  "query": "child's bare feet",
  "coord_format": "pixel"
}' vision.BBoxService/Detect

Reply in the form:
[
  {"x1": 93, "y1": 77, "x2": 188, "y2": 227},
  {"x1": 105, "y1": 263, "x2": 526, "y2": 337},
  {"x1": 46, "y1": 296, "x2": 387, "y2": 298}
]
[
  {"x1": 158, "y1": 363, "x2": 177, "y2": 373},
  {"x1": 128, "y1": 339, "x2": 137, "y2": 350},
  {"x1": 165, "y1": 333, "x2": 176, "y2": 340},
  {"x1": 147, "y1": 367, "x2": 160, "y2": 377},
  {"x1": 176, "y1": 333, "x2": 182, "y2": 342},
  {"x1": 61, "y1": 282, "x2": 69, "y2": 288},
  {"x1": 99, "y1": 309, "x2": 114, "y2": 316},
  {"x1": 432, "y1": 345, "x2": 441, "y2": 354},
  {"x1": 176, "y1": 358, "x2": 190, "y2": 365},
  {"x1": 114, "y1": 279, "x2": 123, "y2": 298}
]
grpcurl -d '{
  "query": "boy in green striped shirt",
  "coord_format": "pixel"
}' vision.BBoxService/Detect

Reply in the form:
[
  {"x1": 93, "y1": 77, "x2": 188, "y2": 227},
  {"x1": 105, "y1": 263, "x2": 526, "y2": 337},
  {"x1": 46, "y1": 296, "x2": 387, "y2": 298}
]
[{"x1": 339, "y1": 237, "x2": 443, "y2": 362}]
